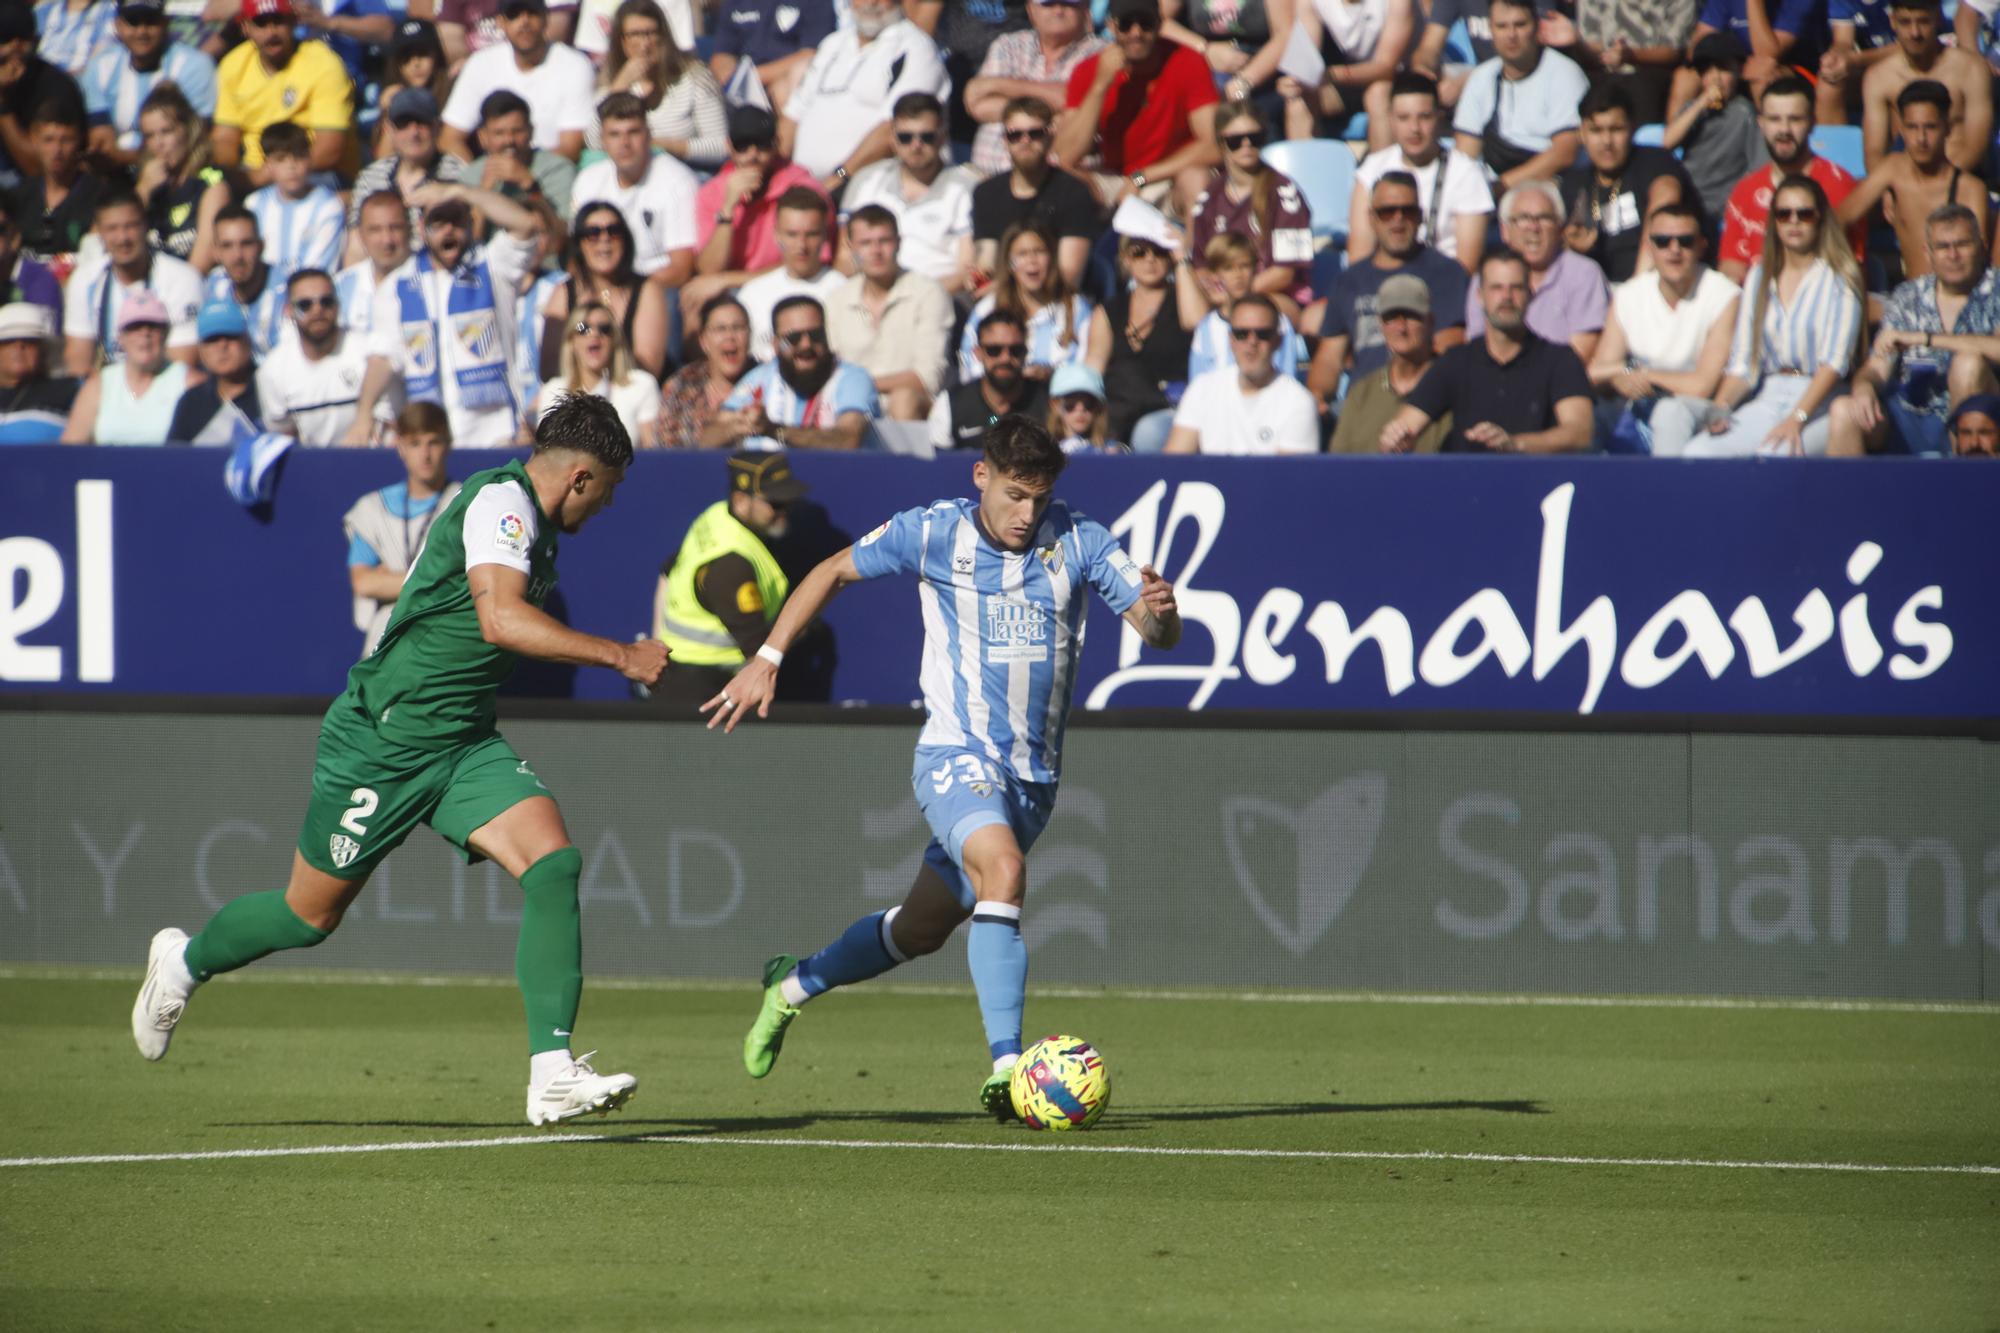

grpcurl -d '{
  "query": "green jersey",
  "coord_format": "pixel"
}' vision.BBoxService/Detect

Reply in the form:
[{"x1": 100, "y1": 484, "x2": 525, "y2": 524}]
[{"x1": 342, "y1": 458, "x2": 559, "y2": 751}]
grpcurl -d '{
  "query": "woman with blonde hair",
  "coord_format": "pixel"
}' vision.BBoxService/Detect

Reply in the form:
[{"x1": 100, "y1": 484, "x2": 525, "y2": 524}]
[
  {"x1": 528, "y1": 299, "x2": 662, "y2": 446},
  {"x1": 957, "y1": 222, "x2": 1095, "y2": 382},
  {"x1": 1684, "y1": 175, "x2": 1863, "y2": 457},
  {"x1": 592, "y1": 0, "x2": 727, "y2": 167},
  {"x1": 1185, "y1": 99, "x2": 1313, "y2": 316},
  {"x1": 134, "y1": 84, "x2": 236, "y2": 273}
]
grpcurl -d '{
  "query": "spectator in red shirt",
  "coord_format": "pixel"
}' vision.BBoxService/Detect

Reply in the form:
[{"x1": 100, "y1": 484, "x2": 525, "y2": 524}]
[
  {"x1": 680, "y1": 105, "x2": 830, "y2": 325},
  {"x1": 1054, "y1": 0, "x2": 1220, "y2": 217},
  {"x1": 1718, "y1": 75, "x2": 1865, "y2": 284}
]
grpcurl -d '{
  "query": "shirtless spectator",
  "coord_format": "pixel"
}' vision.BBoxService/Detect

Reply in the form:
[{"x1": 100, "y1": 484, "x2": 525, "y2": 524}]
[
  {"x1": 1858, "y1": 0, "x2": 1990, "y2": 173},
  {"x1": 1838, "y1": 81, "x2": 1990, "y2": 282}
]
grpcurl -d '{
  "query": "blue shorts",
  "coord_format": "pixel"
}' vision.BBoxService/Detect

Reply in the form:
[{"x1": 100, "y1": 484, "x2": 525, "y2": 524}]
[{"x1": 912, "y1": 745, "x2": 1057, "y2": 910}]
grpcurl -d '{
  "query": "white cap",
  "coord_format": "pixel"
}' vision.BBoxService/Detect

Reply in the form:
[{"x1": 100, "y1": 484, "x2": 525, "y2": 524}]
[{"x1": 0, "y1": 302, "x2": 54, "y2": 344}]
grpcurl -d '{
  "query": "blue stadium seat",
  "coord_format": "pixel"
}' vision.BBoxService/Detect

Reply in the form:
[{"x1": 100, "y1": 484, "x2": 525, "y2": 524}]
[
  {"x1": 1261, "y1": 139, "x2": 1357, "y2": 244},
  {"x1": 1812, "y1": 124, "x2": 1866, "y2": 177},
  {"x1": 1341, "y1": 113, "x2": 1370, "y2": 142},
  {"x1": 1634, "y1": 123, "x2": 1666, "y2": 148},
  {"x1": 1444, "y1": 17, "x2": 1474, "y2": 65}
]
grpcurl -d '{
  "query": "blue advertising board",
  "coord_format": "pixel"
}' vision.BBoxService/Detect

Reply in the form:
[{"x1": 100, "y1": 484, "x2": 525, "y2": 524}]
[{"x1": 0, "y1": 446, "x2": 1991, "y2": 718}]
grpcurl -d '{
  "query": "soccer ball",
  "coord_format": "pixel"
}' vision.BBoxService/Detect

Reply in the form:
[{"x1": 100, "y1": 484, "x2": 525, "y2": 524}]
[{"x1": 1010, "y1": 1035, "x2": 1111, "y2": 1131}]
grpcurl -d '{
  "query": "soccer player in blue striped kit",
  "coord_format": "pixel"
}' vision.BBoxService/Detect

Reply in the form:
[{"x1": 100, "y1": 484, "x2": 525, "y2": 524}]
[{"x1": 704, "y1": 415, "x2": 1182, "y2": 1118}]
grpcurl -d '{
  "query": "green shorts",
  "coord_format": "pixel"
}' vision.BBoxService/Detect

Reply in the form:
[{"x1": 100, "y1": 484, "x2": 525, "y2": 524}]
[{"x1": 297, "y1": 697, "x2": 553, "y2": 880}]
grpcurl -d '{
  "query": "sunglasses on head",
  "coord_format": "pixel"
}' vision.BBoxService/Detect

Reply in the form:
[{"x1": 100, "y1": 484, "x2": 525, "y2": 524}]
[
  {"x1": 780, "y1": 327, "x2": 826, "y2": 348},
  {"x1": 1230, "y1": 325, "x2": 1277, "y2": 343},
  {"x1": 575, "y1": 320, "x2": 614, "y2": 337},
  {"x1": 980, "y1": 340, "x2": 1027, "y2": 359},
  {"x1": 1374, "y1": 203, "x2": 1421, "y2": 220},
  {"x1": 1773, "y1": 206, "x2": 1819, "y2": 222},
  {"x1": 1222, "y1": 131, "x2": 1264, "y2": 150},
  {"x1": 895, "y1": 130, "x2": 939, "y2": 146},
  {"x1": 291, "y1": 295, "x2": 337, "y2": 312},
  {"x1": 1004, "y1": 126, "x2": 1049, "y2": 144},
  {"x1": 1649, "y1": 232, "x2": 1699, "y2": 250},
  {"x1": 577, "y1": 222, "x2": 622, "y2": 241}
]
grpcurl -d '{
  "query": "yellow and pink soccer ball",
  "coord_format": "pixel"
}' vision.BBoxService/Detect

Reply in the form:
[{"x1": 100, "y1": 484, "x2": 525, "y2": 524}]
[{"x1": 1010, "y1": 1035, "x2": 1111, "y2": 1131}]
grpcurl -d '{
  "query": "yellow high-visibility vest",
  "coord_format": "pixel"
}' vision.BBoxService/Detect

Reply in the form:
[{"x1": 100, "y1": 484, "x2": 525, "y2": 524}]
[{"x1": 653, "y1": 501, "x2": 788, "y2": 667}]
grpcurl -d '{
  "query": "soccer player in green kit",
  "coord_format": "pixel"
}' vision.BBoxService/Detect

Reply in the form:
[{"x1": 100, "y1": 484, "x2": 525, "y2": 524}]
[{"x1": 131, "y1": 394, "x2": 670, "y2": 1126}]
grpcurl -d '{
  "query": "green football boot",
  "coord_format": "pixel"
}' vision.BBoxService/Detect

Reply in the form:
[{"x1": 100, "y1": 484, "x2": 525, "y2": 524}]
[
  {"x1": 743, "y1": 954, "x2": 800, "y2": 1079},
  {"x1": 980, "y1": 1066, "x2": 1019, "y2": 1123}
]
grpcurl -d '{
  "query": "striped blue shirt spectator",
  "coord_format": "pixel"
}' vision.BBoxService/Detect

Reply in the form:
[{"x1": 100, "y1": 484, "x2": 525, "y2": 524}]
[
  {"x1": 333, "y1": 259, "x2": 384, "y2": 334},
  {"x1": 957, "y1": 292, "x2": 1093, "y2": 382},
  {"x1": 34, "y1": 0, "x2": 118, "y2": 78},
  {"x1": 204, "y1": 265, "x2": 288, "y2": 357},
  {"x1": 1187, "y1": 309, "x2": 1307, "y2": 384},
  {"x1": 722, "y1": 358, "x2": 880, "y2": 451},
  {"x1": 1724, "y1": 259, "x2": 1864, "y2": 384},
  {"x1": 80, "y1": 38, "x2": 216, "y2": 154},
  {"x1": 246, "y1": 183, "x2": 346, "y2": 285}
]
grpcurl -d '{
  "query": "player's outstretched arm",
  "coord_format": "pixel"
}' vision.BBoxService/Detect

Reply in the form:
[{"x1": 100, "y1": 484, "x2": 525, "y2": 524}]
[
  {"x1": 469, "y1": 564, "x2": 667, "y2": 685},
  {"x1": 1121, "y1": 565, "x2": 1183, "y2": 650},
  {"x1": 703, "y1": 545, "x2": 866, "y2": 732}
]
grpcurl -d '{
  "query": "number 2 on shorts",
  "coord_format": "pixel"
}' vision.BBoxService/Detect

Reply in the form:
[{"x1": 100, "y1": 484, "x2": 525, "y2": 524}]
[{"x1": 339, "y1": 787, "x2": 379, "y2": 836}]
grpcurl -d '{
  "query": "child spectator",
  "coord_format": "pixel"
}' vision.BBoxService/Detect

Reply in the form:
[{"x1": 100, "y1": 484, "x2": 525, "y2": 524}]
[
  {"x1": 1047, "y1": 364, "x2": 1128, "y2": 453},
  {"x1": 244, "y1": 122, "x2": 345, "y2": 282},
  {"x1": 1180, "y1": 231, "x2": 1307, "y2": 382},
  {"x1": 1666, "y1": 34, "x2": 1764, "y2": 225}
]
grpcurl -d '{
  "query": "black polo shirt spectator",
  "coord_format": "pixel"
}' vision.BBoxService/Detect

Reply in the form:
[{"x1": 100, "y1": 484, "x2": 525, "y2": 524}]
[
  {"x1": 971, "y1": 168, "x2": 1099, "y2": 253},
  {"x1": 1405, "y1": 331, "x2": 1591, "y2": 453},
  {"x1": 933, "y1": 378, "x2": 1050, "y2": 450},
  {"x1": 1558, "y1": 146, "x2": 1696, "y2": 284}
]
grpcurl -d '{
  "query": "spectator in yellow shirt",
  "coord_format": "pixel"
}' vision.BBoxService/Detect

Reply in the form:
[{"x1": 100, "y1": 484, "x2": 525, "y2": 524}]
[{"x1": 213, "y1": 0, "x2": 356, "y2": 185}]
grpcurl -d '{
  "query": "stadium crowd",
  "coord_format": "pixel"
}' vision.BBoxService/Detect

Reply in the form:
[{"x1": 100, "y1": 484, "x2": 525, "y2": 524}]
[{"x1": 4, "y1": 0, "x2": 2000, "y2": 457}]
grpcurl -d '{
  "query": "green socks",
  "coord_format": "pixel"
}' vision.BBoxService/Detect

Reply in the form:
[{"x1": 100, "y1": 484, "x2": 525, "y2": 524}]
[
  {"x1": 182, "y1": 890, "x2": 331, "y2": 982},
  {"x1": 517, "y1": 847, "x2": 584, "y2": 1056}
]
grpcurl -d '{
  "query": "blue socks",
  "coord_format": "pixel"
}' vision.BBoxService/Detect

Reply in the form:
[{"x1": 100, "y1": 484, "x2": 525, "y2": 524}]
[
  {"x1": 967, "y1": 901, "x2": 1025, "y2": 1062},
  {"x1": 794, "y1": 908, "x2": 907, "y2": 998}
]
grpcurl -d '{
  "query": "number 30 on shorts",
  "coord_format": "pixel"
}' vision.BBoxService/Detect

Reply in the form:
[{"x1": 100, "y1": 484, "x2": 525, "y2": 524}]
[
  {"x1": 340, "y1": 787, "x2": 379, "y2": 836},
  {"x1": 930, "y1": 755, "x2": 998, "y2": 794}
]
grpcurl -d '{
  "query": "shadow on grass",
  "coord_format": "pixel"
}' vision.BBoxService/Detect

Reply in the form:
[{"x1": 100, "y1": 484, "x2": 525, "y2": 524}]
[{"x1": 210, "y1": 1098, "x2": 1547, "y2": 1135}]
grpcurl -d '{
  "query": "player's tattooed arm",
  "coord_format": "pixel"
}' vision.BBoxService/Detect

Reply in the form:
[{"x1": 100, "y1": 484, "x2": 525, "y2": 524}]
[
  {"x1": 1121, "y1": 565, "x2": 1182, "y2": 650},
  {"x1": 468, "y1": 564, "x2": 668, "y2": 684},
  {"x1": 705, "y1": 545, "x2": 867, "y2": 731}
]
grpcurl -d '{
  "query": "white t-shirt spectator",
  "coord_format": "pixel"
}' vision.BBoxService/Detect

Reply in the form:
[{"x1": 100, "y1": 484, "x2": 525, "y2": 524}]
[
  {"x1": 1452, "y1": 49, "x2": 1589, "y2": 163},
  {"x1": 257, "y1": 331, "x2": 401, "y2": 445},
  {"x1": 535, "y1": 371, "x2": 661, "y2": 444},
  {"x1": 1355, "y1": 145, "x2": 1495, "y2": 260},
  {"x1": 737, "y1": 265, "x2": 847, "y2": 361},
  {"x1": 569, "y1": 154, "x2": 700, "y2": 277},
  {"x1": 838, "y1": 159, "x2": 977, "y2": 287},
  {"x1": 442, "y1": 42, "x2": 598, "y2": 153},
  {"x1": 1172, "y1": 367, "x2": 1320, "y2": 455},
  {"x1": 786, "y1": 20, "x2": 951, "y2": 179},
  {"x1": 1613, "y1": 266, "x2": 1741, "y2": 373},
  {"x1": 63, "y1": 251, "x2": 205, "y2": 360}
]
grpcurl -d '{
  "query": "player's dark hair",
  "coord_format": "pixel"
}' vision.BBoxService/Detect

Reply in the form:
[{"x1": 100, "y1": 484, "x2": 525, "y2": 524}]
[
  {"x1": 286, "y1": 266, "x2": 333, "y2": 293},
  {"x1": 534, "y1": 390, "x2": 633, "y2": 469},
  {"x1": 1760, "y1": 75, "x2": 1815, "y2": 111},
  {"x1": 892, "y1": 92, "x2": 944, "y2": 122},
  {"x1": 847, "y1": 203, "x2": 898, "y2": 236},
  {"x1": 981, "y1": 414, "x2": 1068, "y2": 484},
  {"x1": 215, "y1": 202, "x2": 259, "y2": 234},
  {"x1": 775, "y1": 185, "x2": 829, "y2": 219},
  {"x1": 1579, "y1": 82, "x2": 1634, "y2": 122},
  {"x1": 260, "y1": 121, "x2": 312, "y2": 160},
  {"x1": 1388, "y1": 71, "x2": 1438, "y2": 104},
  {"x1": 1897, "y1": 78, "x2": 1951, "y2": 117}
]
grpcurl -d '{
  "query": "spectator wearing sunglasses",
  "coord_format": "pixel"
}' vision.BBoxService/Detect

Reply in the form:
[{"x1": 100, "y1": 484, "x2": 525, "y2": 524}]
[
  {"x1": 969, "y1": 96, "x2": 1099, "y2": 293},
  {"x1": 1165, "y1": 293, "x2": 1320, "y2": 454},
  {"x1": 528, "y1": 298, "x2": 662, "y2": 446},
  {"x1": 964, "y1": 0, "x2": 1105, "y2": 176},
  {"x1": 1350, "y1": 73, "x2": 1492, "y2": 272},
  {"x1": 568, "y1": 91, "x2": 698, "y2": 284},
  {"x1": 1085, "y1": 231, "x2": 1194, "y2": 452},
  {"x1": 1186, "y1": 100, "x2": 1312, "y2": 317},
  {"x1": 835, "y1": 93, "x2": 977, "y2": 296},
  {"x1": 779, "y1": 0, "x2": 950, "y2": 188},
  {"x1": 259, "y1": 267, "x2": 399, "y2": 445},
  {"x1": 1047, "y1": 363, "x2": 1128, "y2": 453},
  {"x1": 929, "y1": 307, "x2": 1051, "y2": 451},
  {"x1": 1057, "y1": 0, "x2": 1221, "y2": 216},
  {"x1": 1587, "y1": 202, "x2": 1740, "y2": 455},
  {"x1": 1307, "y1": 171, "x2": 1469, "y2": 410},
  {"x1": 344, "y1": 88, "x2": 467, "y2": 259},
  {"x1": 711, "y1": 294, "x2": 878, "y2": 451}
]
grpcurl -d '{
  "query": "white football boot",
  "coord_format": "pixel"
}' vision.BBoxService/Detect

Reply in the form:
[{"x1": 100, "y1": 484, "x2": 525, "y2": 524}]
[
  {"x1": 526, "y1": 1052, "x2": 638, "y2": 1126},
  {"x1": 131, "y1": 928, "x2": 196, "y2": 1061}
]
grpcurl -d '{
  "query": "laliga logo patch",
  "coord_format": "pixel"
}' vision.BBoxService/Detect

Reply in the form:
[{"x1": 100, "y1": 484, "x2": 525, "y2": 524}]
[
  {"x1": 859, "y1": 520, "x2": 889, "y2": 546},
  {"x1": 1222, "y1": 774, "x2": 1386, "y2": 957},
  {"x1": 496, "y1": 511, "x2": 530, "y2": 556},
  {"x1": 329, "y1": 833, "x2": 360, "y2": 869}
]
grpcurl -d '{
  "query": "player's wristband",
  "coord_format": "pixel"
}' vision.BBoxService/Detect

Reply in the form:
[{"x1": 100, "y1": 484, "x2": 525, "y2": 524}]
[{"x1": 756, "y1": 643, "x2": 784, "y2": 668}]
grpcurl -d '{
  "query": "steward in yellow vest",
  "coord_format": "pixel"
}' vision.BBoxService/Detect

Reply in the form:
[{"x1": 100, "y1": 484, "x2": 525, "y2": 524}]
[{"x1": 650, "y1": 450, "x2": 802, "y2": 705}]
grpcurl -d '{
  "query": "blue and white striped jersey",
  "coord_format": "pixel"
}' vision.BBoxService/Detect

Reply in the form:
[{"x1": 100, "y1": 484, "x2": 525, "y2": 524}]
[
  {"x1": 35, "y1": 0, "x2": 118, "y2": 77},
  {"x1": 851, "y1": 497, "x2": 1144, "y2": 783},
  {"x1": 513, "y1": 269, "x2": 567, "y2": 412},
  {"x1": 246, "y1": 184, "x2": 346, "y2": 286},
  {"x1": 1187, "y1": 309, "x2": 1308, "y2": 383},
  {"x1": 722, "y1": 359, "x2": 880, "y2": 451},
  {"x1": 204, "y1": 267, "x2": 290, "y2": 358},
  {"x1": 80, "y1": 42, "x2": 218, "y2": 152},
  {"x1": 333, "y1": 260, "x2": 385, "y2": 334}
]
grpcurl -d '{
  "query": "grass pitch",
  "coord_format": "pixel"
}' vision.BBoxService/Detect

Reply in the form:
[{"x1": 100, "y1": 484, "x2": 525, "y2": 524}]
[{"x1": 2, "y1": 972, "x2": 1996, "y2": 1332}]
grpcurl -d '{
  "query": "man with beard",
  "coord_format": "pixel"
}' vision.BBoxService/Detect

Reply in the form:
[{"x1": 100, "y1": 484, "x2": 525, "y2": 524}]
[
  {"x1": 1309, "y1": 171, "x2": 1469, "y2": 409},
  {"x1": 928, "y1": 308, "x2": 1049, "y2": 451},
  {"x1": 203, "y1": 205, "x2": 288, "y2": 356},
  {"x1": 335, "y1": 190, "x2": 412, "y2": 335},
  {"x1": 213, "y1": 0, "x2": 356, "y2": 184},
  {"x1": 969, "y1": 96, "x2": 1097, "y2": 291},
  {"x1": 708, "y1": 295, "x2": 878, "y2": 451},
  {"x1": 1719, "y1": 76, "x2": 1865, "y2": 284},
  {"x1": 650, "y1": 450, "x2": 808, "y2": 708},
  {"x1": 62, "y1": 189, "x2": 202, "y2": 373},
  {"x1": 166, "y1": 298, "x2": 263, "y2": 443},
  {"x1": 1381, "y1": 248, "x2": 1593, "y2": 454},
  {"x1": 261, "y1": 268, "x2": 401, "y2": 445},
  {"x1": 1465, "y1": 180, "x2": 1610, "y2": 363},
  {"x1": 1056, "y1": 0, "x2": 1218, "y2": 214},
  {"x1": 351, "y1": 179, "x2": 543, "y2": 446}
]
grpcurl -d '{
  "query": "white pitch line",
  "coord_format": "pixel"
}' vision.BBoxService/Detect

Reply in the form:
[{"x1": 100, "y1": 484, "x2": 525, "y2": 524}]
[
  {"x1": 1, "y1": 966, "x2": 1993, "y2": 1016},
  {"x1": 3, "y1": 1132, "x2": 1995, "y2": 1177}
]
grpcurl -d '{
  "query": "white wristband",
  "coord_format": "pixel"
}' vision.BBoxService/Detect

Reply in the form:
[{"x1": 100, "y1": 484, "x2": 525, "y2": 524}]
[{"x1": 756, "y1": 643, "x2": 784, "y2": 668}]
